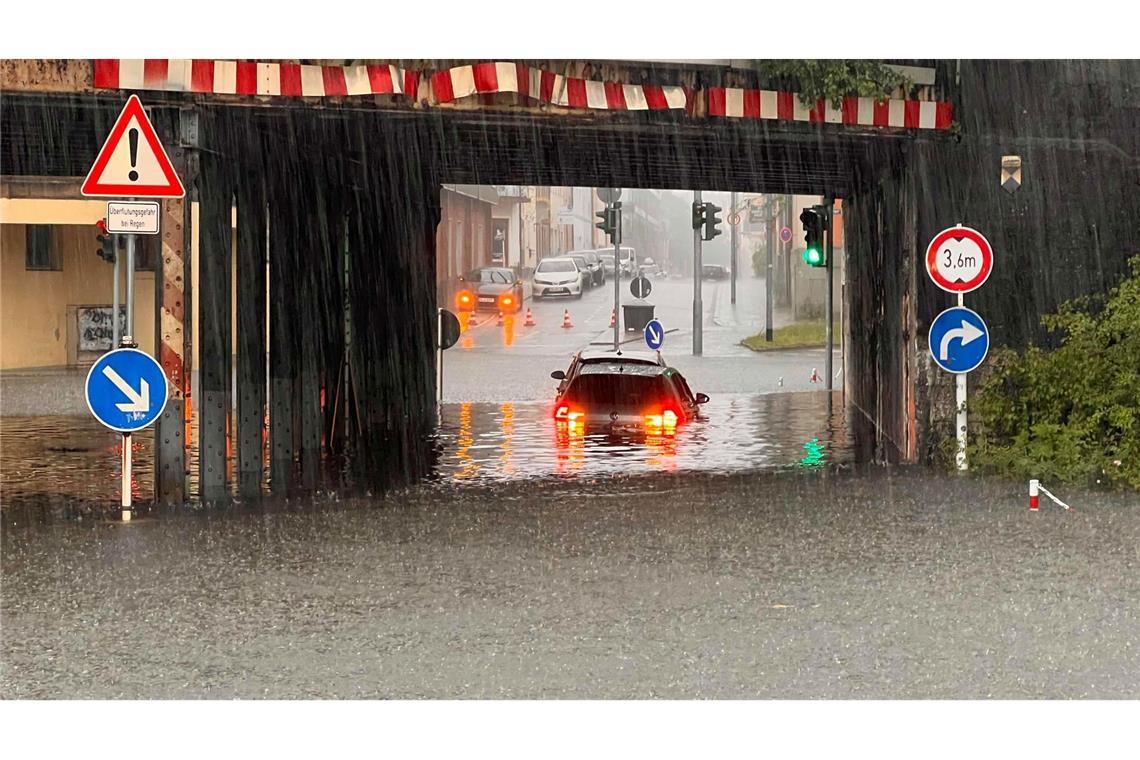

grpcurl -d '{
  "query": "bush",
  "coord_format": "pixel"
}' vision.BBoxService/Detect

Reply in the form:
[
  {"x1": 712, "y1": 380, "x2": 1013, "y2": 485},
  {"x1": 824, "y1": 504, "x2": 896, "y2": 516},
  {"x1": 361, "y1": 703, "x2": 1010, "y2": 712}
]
[{"x1": 972, "y1": 256, "x2": 1140, "y2": 489}]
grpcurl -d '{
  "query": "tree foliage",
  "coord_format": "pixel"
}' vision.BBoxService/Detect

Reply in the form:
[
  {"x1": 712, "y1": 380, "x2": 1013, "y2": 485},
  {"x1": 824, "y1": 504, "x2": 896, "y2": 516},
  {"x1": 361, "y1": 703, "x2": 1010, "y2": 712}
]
[
  {"x1": 971, "y1": 256, "x2": 1140, "y2": 489},
  {"x1": 756, "y1": 60, "x2": 910, "y2": 107}
]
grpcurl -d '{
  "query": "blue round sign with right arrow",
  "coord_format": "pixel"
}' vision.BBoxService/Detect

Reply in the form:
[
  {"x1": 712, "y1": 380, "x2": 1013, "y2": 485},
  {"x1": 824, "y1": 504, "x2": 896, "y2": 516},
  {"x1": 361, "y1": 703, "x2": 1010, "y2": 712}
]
[
  {"x1": 85, "y1": 348, "x2": 169, "y2": 432},
  {"x1": 928, "y1": 306, "x2": 989, "y2": 374}
]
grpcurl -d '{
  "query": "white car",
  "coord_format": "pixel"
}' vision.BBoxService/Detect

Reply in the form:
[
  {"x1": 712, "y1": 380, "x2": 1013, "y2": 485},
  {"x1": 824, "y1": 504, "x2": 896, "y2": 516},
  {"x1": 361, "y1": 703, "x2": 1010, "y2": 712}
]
[{"x1": 532, "y1": 257, "x2": 585, "y2": 300}]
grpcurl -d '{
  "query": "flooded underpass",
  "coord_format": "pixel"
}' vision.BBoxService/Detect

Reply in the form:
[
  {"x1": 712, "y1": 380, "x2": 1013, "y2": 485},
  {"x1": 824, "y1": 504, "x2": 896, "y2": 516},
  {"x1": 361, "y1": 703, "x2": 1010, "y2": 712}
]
[{"x1": 3, "y1": 394, "x2": 1139, "y2": 699}]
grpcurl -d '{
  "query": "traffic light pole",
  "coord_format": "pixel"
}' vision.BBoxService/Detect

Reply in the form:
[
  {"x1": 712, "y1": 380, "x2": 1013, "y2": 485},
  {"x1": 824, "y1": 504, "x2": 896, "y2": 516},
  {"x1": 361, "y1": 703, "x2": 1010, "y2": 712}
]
[
  {"x1": 692, "y1": 190, "x2": 703, "y2": 356},
  {"x1": 112, "y1": 236, "x2": 121, "y2": 347},
  {"x1": 730, "y1": 191, "x2": 737, "y2": 305},
  {"x1": 613, "y1": 202, "x2": 621, "y2": 352},
  {"x1": 824, "y1": 198, "x2": 834, "y2": 392}
]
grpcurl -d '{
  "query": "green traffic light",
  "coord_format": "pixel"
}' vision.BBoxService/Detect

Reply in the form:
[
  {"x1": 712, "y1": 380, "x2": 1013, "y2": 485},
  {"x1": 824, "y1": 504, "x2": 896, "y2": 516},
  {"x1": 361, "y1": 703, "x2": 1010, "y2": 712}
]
[{"x1": 803, "y1": 246, "x2": 824, "y2": 266}]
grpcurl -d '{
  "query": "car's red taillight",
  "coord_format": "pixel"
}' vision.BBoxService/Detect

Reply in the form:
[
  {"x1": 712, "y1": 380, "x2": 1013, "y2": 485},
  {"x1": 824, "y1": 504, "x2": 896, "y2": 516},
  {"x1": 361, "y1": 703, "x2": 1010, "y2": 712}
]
[{"x1": 555, "y1": 405, "x2": 585, "y2": 428}]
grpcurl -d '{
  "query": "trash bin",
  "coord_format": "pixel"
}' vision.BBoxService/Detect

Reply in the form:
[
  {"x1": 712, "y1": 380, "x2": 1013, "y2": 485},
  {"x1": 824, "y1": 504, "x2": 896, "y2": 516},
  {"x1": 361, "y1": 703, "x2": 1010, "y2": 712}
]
[{"x1": 623, "y1": 302, "x2": 655, "y2": 333}]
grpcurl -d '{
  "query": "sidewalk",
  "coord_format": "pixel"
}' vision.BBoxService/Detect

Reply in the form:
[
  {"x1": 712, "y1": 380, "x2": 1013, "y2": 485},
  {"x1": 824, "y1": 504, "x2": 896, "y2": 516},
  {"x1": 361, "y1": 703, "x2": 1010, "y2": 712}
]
[{"x1": 1, "y1": 367, "x2": 91, "y2": 416}]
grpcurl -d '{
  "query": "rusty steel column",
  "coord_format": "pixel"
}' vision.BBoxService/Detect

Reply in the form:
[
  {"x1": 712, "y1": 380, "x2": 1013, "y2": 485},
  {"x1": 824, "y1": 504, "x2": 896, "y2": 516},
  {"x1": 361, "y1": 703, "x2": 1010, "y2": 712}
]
[
  {"x1": 236, "y1": 177, "x2": 268, "y2": 499},
  {"x1": 268, "y1": 188, "x2": 297, "y2": 495},
  {"x1": 197, "y1": 142, "x2": 233, "y2": 505},
  {"x1": 155, "y1": 191, "x2": 188, "y2": 504}
]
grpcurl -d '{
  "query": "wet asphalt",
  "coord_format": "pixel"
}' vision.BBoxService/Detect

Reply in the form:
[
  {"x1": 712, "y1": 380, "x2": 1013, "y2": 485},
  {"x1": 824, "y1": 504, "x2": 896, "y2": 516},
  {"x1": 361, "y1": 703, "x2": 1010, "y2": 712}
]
[{"x1": 3, "y1": 468, "x2": 1137, "y2": 699}]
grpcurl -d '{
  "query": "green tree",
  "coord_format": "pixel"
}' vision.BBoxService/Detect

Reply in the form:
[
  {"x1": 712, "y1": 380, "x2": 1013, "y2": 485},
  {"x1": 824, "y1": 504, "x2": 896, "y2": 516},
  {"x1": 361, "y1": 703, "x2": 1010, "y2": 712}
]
[{"x1": 756, "y1": 60, "x2": 910, "y2": 107}]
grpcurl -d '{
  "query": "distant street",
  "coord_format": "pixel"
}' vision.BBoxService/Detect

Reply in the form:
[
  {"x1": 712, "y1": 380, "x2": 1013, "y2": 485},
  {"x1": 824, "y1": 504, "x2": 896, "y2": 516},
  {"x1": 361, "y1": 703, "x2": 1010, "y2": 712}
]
[{"x1": 443, "y1": 274, "x2": 840, "y2": 402}]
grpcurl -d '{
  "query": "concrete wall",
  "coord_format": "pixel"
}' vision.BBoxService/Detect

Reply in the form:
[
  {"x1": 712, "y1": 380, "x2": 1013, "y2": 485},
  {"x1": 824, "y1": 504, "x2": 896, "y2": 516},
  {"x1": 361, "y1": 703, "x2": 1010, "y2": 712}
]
[{"x1": 1, "y1": 199, "x2": 156, "y2": 370}]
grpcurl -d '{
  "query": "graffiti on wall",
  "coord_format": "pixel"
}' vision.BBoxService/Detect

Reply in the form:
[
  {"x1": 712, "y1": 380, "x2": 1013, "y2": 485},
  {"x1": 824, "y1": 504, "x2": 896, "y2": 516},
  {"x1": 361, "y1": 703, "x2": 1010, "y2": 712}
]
[{"x1": 78, "y1": 306, "x2": 127, "y2": 352}]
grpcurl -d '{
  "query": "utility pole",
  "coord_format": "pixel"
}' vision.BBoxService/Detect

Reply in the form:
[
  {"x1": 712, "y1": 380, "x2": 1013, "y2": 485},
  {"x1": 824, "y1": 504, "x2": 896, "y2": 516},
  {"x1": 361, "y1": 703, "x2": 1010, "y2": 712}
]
[
  {"x1": 730, "y1": 191, "x2": 738, "y2": 305},
  {"x1": 692, "y1": 190, "x2": 703, "y2": 356},
  {"x1": 765, "y1": 198, "x2": 774, "y2": 342}
]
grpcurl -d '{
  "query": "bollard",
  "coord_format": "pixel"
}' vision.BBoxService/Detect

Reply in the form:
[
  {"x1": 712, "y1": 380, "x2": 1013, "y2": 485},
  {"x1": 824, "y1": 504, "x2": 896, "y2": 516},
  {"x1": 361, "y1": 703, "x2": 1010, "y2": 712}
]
[{"x1": 1029, "y1": 479, "x2": 1039, "y2": 511}]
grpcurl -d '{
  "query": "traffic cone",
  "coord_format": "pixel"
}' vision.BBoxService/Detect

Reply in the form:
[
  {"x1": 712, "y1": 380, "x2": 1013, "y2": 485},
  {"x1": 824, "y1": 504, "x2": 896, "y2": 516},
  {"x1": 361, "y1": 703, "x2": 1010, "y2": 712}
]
[
  {"x1": 810, "y1": 367, "x2": 821, "y2": 384},
  {"x1": 562, "y1": 309, "x2": 574, "y2": 329},
  {"x1": 524, "y1": 308, "x2": 536, "y2": 327},
  {"x1": 497, "y1": 311, "x2": 505, "y2": 326},
  {"x1": 609, "y1": 309, "x2": 617, "y2": 328},
  {"x1": 467, "y1": 313, "x2": 478, "y2": 326}
]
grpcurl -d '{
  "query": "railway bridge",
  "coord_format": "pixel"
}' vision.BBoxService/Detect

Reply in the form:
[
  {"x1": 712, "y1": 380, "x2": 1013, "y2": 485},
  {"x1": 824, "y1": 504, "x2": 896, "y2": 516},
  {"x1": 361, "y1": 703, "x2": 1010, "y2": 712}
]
[{"x1": 2, "y1": 59, "x2": 1135, "y2": 503}]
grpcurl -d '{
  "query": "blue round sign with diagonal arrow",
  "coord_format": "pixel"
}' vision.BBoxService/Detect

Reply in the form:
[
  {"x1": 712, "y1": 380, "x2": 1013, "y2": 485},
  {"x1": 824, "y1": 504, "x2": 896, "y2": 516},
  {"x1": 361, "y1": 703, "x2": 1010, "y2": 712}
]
[
  {"x1": 928, "y1": 306, "x2": 989, "y2": 374},
  {"x1": 85, "y1": 348, "x2": 169, "y2": 432},
  {"x1": 644, "y1": 318, "x2": 665, "y2": 351}
]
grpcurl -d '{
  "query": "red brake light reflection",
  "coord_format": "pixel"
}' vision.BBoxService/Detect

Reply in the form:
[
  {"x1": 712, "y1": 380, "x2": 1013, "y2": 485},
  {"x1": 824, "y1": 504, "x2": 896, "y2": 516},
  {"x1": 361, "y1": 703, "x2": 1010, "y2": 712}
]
[{"x1": 644, "y1": 408, "x2": 678, "y2": 433}]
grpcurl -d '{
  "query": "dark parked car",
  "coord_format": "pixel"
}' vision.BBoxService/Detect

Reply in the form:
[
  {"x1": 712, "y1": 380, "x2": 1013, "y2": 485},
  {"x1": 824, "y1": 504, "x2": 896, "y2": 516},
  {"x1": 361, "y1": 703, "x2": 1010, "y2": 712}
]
[
  {"x1": 550, "y1": 350, "x2": 707, "y2": 435},
  {"x1": 702, "y1": 264, "x2": 729, "y2": 280},
  {"x1": 456, "y1": 267, "x2": 524, "y2": 313},
  {"x1": 568, "y1": 249, "x2": 605, "y2": 287}
]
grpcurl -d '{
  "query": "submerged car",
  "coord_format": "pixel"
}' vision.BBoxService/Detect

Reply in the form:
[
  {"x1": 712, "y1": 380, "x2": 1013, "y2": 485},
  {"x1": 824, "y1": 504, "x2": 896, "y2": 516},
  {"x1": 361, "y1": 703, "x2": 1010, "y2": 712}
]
[
  {"x1": 550, "y1": 350, "x2": 707, "y2": 436},
  {"x1": 533, "y1": 256, "x2": 585, "y2": 300},
  {"x1": 456, "y1": 267, "x2": 524, "y2": 313}
]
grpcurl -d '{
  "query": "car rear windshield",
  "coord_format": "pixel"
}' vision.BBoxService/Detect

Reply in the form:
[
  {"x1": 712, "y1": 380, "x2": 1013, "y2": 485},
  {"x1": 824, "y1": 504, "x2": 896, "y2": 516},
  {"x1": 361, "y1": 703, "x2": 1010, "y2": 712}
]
[
  {"x1": 537, "y1": 260, "x2": 576, "y2": 273},
  {"x1": 471, "y1": 269, "x2": 512, "y2": 284},
  {"x1": 564, "y1": 373, "x2": 674, "y2": 409}
]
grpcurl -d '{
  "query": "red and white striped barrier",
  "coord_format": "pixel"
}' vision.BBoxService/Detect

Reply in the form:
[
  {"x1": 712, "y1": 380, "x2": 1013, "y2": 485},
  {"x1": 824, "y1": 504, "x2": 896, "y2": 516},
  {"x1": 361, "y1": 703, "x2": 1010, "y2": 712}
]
[
  {"x1": 1029, "y1": 479, "x2": 1073, "y2": 512},
  {"x1": 431, "y1": 62, "x2": 688, "y2": 111},
  {"x1": 706, "y1": 86, "x2": 953, "y2": 130},
  {"x1": 91, "y1": 60, "x2": 953, "y2": 131},
  {"x1": 95, "y1": 59, "x2": 415, "y2": 98}
]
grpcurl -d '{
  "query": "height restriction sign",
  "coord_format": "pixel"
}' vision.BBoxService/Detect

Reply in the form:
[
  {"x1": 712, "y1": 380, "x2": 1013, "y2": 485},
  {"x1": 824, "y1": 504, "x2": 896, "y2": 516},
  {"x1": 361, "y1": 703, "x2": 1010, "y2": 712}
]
[{"x1": 925, "y1": 225, "x2": 993, "y2": 293}]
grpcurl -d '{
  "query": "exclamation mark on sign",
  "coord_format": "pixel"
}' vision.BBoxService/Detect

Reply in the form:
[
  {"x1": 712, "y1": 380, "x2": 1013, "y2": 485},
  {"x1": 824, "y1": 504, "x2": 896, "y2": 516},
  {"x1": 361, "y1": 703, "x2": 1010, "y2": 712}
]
[{"x1": 127, "y1": 128, "x2": 139, "y2": 182}]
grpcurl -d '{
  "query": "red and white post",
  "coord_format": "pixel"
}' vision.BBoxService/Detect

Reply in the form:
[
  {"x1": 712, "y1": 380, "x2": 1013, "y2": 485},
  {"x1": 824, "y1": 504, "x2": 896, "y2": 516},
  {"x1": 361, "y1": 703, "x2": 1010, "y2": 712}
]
[{"x1": 1029, "y1": 479, "x2": 1040, "y2": 512}]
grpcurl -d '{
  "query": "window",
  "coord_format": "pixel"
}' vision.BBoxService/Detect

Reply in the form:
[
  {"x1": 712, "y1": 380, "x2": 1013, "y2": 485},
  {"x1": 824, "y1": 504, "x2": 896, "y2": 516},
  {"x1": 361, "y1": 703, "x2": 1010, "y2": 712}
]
[
  {"x1": 25, "y1": 225, "x2": 60, "y2": 270},
  {"x1": 133, "y1": 234, "x2": 158, "y2": 271}
]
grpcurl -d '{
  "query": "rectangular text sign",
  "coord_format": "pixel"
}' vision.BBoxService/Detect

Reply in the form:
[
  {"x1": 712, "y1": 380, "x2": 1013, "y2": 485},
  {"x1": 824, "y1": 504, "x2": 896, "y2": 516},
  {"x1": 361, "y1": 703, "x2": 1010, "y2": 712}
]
[{"x1": 106, "y1": 201, "x2": 160, "y2": 235}]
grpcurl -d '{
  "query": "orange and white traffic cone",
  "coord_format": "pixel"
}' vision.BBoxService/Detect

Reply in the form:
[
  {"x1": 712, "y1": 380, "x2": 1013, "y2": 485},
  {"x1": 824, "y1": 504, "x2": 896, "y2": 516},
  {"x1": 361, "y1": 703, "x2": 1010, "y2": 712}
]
[
  {"x1": 524, "y1": 308, "x2": 536, "y2": 327},
  {"x1": 497, "y1": 311, "x2": 505, "y2": 326},
  {"x1": 609, "y1": 309, "x2": 617, "y2": 328},
  {"x1": 562, "y1": 309, "x2": 574, "y2": 329},
  {"x1": 810, "y1": 367, "x2": 821, "y2": 384}
]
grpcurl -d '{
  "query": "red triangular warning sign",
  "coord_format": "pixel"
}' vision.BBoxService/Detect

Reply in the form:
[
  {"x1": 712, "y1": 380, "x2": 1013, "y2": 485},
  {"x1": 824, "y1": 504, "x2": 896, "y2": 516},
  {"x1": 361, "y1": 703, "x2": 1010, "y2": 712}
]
[{"x1": 82, "y1": 95, "x2": 185, "y2": 198}]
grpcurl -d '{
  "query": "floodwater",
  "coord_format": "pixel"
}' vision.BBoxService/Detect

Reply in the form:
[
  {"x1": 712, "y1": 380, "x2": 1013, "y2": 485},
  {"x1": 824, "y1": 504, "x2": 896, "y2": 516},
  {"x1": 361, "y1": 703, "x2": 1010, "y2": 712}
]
[
  {"x1": 3, "y1": 467, "x2": 1137, "y2": 698},
  {"x1": 0, "y1": 391, "x2": 849, "y2": 516}
]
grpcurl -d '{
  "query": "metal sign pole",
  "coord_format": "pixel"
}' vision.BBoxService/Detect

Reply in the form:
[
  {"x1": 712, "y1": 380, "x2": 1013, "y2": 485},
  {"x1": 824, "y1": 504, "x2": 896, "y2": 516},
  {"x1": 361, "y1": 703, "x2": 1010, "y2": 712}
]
[
  {"x1": 437, "y1": 307, "x2": 444, "y2": 405},
  {"x1": 121, "y1": 232, "x2": 137, "y2": 521},
  {"x1": 693, "y1": 191, "x2": 703, "y2": 356},
  {"x1": 956, "y1": 291, "x2": 968, "y2": 471},
  {"x1": 825, "y1": 198, "x2": 834, "y2": 391},
  {"x1": 613, "y1": 202, "x2": 621, "y2": 352}
]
